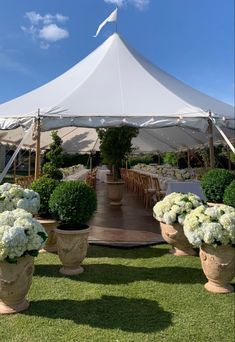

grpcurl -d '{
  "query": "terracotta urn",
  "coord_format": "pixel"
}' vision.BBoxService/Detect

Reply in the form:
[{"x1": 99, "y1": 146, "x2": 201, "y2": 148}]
[
  {"x1": 37, "y1": 217, "x2": 58, "y2": 253},
  {"x1": 54, "y1": 226, "x2": 90, "y2": 276},
  {"x1": 0, "y1": 256, "x2": 34, "y2": 314},
  {"x1": 200, "y1": 244, "x2": 235, "y2": 293},
  {"x1": 107, "y1": 180, "x2": 125, "y2": 205},
  {"x1": 160, "y1": 222, "x2": 196, "y2": 256}
]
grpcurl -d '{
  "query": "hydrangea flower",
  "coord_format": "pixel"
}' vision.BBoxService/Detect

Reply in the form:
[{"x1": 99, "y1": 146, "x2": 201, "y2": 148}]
[
  {"x1": 0, "y1": 208, "x2": 47, "y2": 262},
  {"x1": 0, "y1": 183, "x2": 40, "y2": 215},
  {"x1": 153, "y1": 192, "x2": 203, "y2": 225},
  {"x1": 183, "y1": 204, "x2": 235, "y2": 247}
]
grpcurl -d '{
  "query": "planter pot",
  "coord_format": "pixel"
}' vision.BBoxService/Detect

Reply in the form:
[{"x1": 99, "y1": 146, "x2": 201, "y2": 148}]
[
  {"x1": 54, "y1": 226, "x2": 90, "y2": 276},
  {"x1": 200, "y1": 244, "x2": 235, "y2": 293},
  {"x1": 107, "y1": 181, "x2": 125, "y2": 205},
  {"x1": 106, "y1": 174, "x2": 114, "y2": 182},
  {"x1": 0, "y1": 256, "x2": 34, "y2": 314},
  {"x1": 160, "y1": 222, "x2": 196, "y2": 256},
  {"x1": 37, "y1": 217, "x2": 58, "y2": 253}
]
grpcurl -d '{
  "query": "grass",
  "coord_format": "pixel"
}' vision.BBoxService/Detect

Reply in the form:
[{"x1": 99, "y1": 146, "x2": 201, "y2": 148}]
[{"x1": 0, "y1": 244, "x2": 234, "y2": 342}]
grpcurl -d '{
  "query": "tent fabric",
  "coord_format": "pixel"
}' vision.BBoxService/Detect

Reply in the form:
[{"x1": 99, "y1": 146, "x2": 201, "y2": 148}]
[
  {"x1": 0, "y1": 33, "x2": 234, "y2": 132},
  {"x1": 0, "y1": 124, "x2": 234, "y2": 154},
  {"x1": 0, "y1": 127, "x2": 100, "y2": 153}
]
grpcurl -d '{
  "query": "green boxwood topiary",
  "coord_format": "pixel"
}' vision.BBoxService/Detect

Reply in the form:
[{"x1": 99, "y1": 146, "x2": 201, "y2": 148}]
[
  {"x1": 49, "y1": 181, "x2": 97, "y2": 228},
  {"x1": 31, "y1": 175, "x2": 60, "y2": 217},
  {"x1": 223, "y1": 180, "x2": 235, "y2": 208},
  {"x1": 201, "y1": 168, "x2": 235, "y2": 203},
  {"x1": 42, "y1": 162, "x2": 63, "y2": 180}
]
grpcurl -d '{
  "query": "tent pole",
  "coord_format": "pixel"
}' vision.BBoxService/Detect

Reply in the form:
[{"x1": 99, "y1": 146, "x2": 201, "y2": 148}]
[
  {"x1": 227, "y1": 146, "x2": 231, "y2": 170},
  {"x1": 208, "y1": 112, "x2": 215, "y2": 168},
  {"x1": 35, "y1": 112, "x2": 41, "y2": 180},
  {"x1": 90, "y1": 153, "x2": 92, "y2": 171},
  {"x1": 13, "y1": 158, "x2": 16, "y2": 183},
  {"x1": 187, "y1": 149, "x2": 191, "y2": 168},
  {"x1": 28, "y1": 148, "x2": 31, "y2": 176}
]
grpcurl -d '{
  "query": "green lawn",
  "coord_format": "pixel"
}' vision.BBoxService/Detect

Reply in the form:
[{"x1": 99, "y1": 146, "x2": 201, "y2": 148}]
[{"x1": 0, "y1": 244, "x2": 234, "y2": 342}]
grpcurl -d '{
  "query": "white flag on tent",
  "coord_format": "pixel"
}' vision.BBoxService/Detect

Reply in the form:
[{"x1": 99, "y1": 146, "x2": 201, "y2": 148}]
[{"x1": 93, "y1": 8, "x2": 118, "y2": 37}]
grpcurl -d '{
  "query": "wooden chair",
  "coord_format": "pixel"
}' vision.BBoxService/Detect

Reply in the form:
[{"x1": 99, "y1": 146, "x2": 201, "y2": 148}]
[{"x1": 15, "y1": 175, "x2": 34, "y2": 188}]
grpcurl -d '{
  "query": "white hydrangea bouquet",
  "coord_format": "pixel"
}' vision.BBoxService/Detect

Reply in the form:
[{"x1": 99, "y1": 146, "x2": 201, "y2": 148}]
[
  {"x1": 0, "y1": 208, "x2": 47, "y2": 263},
  {"x1": 183, "y1": 204, "x2": 235, "y2": 248},
  {"x1": 0, "y1": 183, "x2": 40, "y2": 215},
  {"x1": 153, "y1": 192, "x2": 203, "y2": 225}
]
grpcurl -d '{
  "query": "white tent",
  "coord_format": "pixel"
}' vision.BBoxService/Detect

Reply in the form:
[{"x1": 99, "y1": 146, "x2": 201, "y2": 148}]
[{"x1": 0, "y1": 33, "x2": 234, "y2": 155}]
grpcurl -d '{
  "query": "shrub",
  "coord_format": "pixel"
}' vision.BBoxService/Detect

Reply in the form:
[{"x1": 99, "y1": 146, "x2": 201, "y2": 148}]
[
  {"x1": 163, "y1": 152, "x2": 177, "y2": 166},
  {"x1": 42, "y1": 131, "x2": 64, "y2": 180},
  {"x1": 97, "y1": 127, "x2": 139, "y2": 180},
  {"x1": 128, "y1": 154, "x2": 155, "y2": 167},
  {"x1": 42, "y1": 163, "x2": 63, "y2": 180},
  {"x1": 201, "y1": 168, "x2": 235, "y2": 203},
  {"x1": 61, "y1": 153, "x2": 90, "y2": 167},
  {"x1": 31, "y1": 176, "x2": 60, "y2": 217},
  {"x1": 223, "y1": 180, "x2": 235, "y2": 208},
  {"x1": 49, "y1": 181, "x2": 97, "y2": 227}
]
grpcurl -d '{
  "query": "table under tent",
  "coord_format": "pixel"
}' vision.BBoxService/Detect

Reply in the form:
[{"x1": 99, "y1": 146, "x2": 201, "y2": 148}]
[{"x1": 0, "y1": 33, "x2": 234, "y2": 182}]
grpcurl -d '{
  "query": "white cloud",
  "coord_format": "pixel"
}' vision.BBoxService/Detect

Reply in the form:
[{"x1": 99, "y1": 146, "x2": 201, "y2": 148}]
[
  {"x1": 104, "y1": 0, "x2": 149, "y2": 10},
  {"x1": 22, "y1": 11, "x2": 69, "y2": 49},
  {"x1": 39, "y1": 24, "x2": 69, "y2": 42}
]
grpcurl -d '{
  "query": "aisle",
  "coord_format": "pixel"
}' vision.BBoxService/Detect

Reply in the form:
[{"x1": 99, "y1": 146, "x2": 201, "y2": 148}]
[{"x1": 88, "y1": 181, "x2": 164, "y2": 247}]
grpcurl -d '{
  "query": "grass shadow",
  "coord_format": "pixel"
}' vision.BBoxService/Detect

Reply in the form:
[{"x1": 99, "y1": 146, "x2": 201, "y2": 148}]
[
  {"x1": 87, "y1": 245, "x2": 169, "y2": 259},
  {"x1": 24, "y1": 295, "x2": 172, "y2": 333},
  {"x1": 34, "y1": 264, "x2": 205, "y2": 285}
]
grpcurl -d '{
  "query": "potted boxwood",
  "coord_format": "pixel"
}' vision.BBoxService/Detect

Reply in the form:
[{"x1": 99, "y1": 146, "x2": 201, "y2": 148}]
[
  {"x1": 183, "y1": 204, "x2": 235, "y2": 293},
  {"x1": 223, "y1": 180, "x2": 235, "y2": 208},
  {"x1": 49, "y1": 180, "x2": 97, "y2": 276},
  {"x1": 201, "y1": 168, "x2": 235, "y2": 204},
  {"x1": 31, "y1": 175, "x2": 60, "y2": 253},
  {"x1": 97, "y1": 127, "x2": 139, "y2": 205}
]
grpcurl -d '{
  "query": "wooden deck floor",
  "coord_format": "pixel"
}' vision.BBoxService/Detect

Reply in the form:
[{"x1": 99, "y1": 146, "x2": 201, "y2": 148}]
[{"x1": 88, "y1": 181, "x2": 164, "y2": 247}]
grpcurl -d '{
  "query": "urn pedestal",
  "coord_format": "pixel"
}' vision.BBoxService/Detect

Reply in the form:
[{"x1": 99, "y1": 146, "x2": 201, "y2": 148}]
[
  {"x1": 107, "y1": 181, "x2": 125, "y2": 206},
  {"x1": 37, "y1": 218, "x2": 58, "y2": 253},
  {"x1": 0, "y1": 256, "x2": 34, "y2": 314},
  {"x1": 160, "y1": 222, "x2": 196, "y2": 256},
  {"x1": 200, "y1": 244, "x2": 235, "y2": 293},
  {"x1": 55, "y1": 226, "x2": 90, "y2": 276}
]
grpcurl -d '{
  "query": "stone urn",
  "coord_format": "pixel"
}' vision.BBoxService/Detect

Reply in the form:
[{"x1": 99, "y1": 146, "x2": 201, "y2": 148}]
[
  {"x1": 54, "y1": 226, "x2": 90, "y2": 276},
  {"x1": 200, "y1": 244, "x2": 235, "y2": 293},
  {"x1": 107, "y1": 180, "x2": 125, "y2": 205},
  {"x1": 37, "y1": 217, "x2": 58, "y2": 253},
  {"x1": 160, "y1": 222, "x2": 196, "y2": 256},
  {"x1": 0, "y1": 256, "x2": 34, "y2": 314}
]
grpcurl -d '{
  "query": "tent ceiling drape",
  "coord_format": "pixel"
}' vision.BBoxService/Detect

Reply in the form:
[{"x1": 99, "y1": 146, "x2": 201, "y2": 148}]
[{"x1": 0, "y1": 33, "x2": 234, "y2": 153}]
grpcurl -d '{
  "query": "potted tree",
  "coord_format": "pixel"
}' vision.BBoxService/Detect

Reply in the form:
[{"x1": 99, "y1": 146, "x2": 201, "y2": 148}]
[
  {"x1": 49, "y1": 180, "x2": 97, "y2": 276},
  {"x1": 97, "y1": 127, "x2": 139, "y2": 205},
  {"x1": 31, "y1": 176, "x2": 60, "y2": 253},
  {"x1": 42, "y1": 130, "x2": 64, "y2": 181}
]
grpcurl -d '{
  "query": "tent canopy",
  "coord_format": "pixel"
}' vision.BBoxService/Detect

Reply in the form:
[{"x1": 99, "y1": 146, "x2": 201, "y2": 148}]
[
  {"x1": 0, "y1": 124, "x2": 233, "y2": 154},
  {"x1": 0, "y1": 33, "x2": 234, "y2": 155},
  {"x1": 0, "y1": 33, "x2": 234, "y2": 132}
]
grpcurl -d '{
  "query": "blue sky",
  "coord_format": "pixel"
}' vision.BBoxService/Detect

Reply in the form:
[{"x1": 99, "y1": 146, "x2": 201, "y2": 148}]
[{"x1": 0, "y1": 0, "x2": 234, "y2": 105}]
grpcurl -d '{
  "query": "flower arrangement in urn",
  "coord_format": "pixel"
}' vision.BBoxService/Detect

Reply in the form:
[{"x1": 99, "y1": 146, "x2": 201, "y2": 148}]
[
  {"x1": 183, "y1": 204, "x2": 235, "y2": 293},
  {"x1": 153, "y1": 192, "x2": 204, "y2": 256},
  {"x1": 0, "y1": 208, "x2": 47, "y2": 314},
  {"x1": 0, "y1": 183, "x2": 40, "y2": 215}
]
